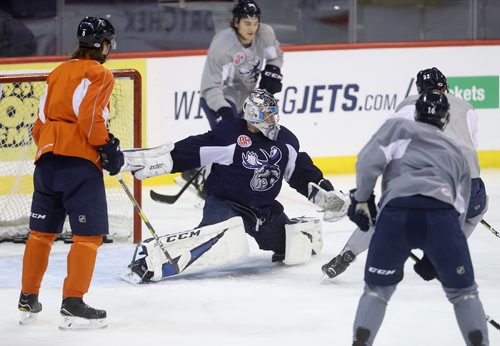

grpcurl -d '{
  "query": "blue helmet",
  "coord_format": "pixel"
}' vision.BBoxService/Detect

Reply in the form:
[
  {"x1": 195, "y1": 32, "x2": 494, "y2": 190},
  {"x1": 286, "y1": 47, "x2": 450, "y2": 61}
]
[
  {"x1": 416, "y1": 67, "x2": 448, "y2": 93},
  {"x1": 415, "y1": 90, "x2": 450, "y2": 130},
  {"x1": 77, "y1": 17, "x2": 116, "y2": 50}
]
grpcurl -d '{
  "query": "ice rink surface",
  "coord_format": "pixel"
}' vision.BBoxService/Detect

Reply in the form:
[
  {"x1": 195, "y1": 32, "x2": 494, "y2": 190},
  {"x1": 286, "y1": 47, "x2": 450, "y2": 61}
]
[{"x1": 1, "y1": 170, "x2": 499, "y2": 346}]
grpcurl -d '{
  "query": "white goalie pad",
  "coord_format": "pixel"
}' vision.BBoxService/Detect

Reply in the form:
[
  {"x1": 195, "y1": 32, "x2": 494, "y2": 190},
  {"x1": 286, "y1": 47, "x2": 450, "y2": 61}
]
[
  {"x1": 121, "y1": 142, "x2": 174, "y2": 180},
  {"x1": 283, "y1": 217, "x2": 322, "y2": 265},
  {"x1": 138, "y1": 217, "x2": 249, "y2": 281},
  {"x1": 308, "y1": 182, "x2": 351, "y2": 222}
]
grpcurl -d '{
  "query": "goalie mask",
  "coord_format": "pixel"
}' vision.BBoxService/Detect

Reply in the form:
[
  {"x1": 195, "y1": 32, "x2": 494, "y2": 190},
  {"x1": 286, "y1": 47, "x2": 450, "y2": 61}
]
[
  {"x1": 77, "y1": 16, "x2": 116, "y2": 50},
  {"x1": 243, "y1": 89, "x2": 280, "y2": 141},
  {"x1": 416, "y1": 67, "x2": 448, "y2": 93},
  {"x1": 414, "y1": 90, "x2": 450, "y2": 130}
]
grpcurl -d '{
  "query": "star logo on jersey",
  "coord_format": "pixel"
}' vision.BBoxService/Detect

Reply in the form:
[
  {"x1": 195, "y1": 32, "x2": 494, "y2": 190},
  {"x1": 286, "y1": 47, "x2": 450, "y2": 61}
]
[
  {"x1": 237, "y1": 135, "x2": 252, "y2": 148},
  {"x1": 78, "y1": 215, "x2": 87, "y2": 223},
  {"x1": 233, "y1": 52, "x2": 245, "y2": 65}
]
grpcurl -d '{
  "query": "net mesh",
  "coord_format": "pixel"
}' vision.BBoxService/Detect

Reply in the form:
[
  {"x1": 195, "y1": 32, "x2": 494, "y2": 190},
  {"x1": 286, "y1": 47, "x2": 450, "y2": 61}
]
[{"x1": 0, "y1": 70, "x2": 141, "y2": 242}]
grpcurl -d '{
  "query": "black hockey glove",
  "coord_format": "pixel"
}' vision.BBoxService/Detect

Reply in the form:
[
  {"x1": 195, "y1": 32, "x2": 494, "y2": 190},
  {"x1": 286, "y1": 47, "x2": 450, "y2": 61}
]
[
  {"x1": 347, "y1": 189, "x2": 377, "y2": 231},
  {"x1": 98, "y1": 133, "x2": 124, "y2": 176},
  {"x1": 413, "y1": 254, "x2": 438, "y2": 281},
  {"x1": 259, "y1": 64, "x2": 283, "y2": 94},
  {"x1": 216, "y1": 107, "x2": 234, "y2": 120}
]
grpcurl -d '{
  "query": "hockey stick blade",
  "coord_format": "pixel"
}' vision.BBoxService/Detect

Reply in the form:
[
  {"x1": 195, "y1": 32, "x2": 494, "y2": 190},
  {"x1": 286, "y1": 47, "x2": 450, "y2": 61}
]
[
  {"x1": 481, "y1": 219, "x2": 500, "y2": 238},
  {"x1": 150, "y1": 189, "x2": 182, "y2": 204},
  {"x1": 487, "y1": 315, "x2": 500, "y2": 330},
  {"x1": 150, "y1": 168, "x2": 203, "y2": 204}
]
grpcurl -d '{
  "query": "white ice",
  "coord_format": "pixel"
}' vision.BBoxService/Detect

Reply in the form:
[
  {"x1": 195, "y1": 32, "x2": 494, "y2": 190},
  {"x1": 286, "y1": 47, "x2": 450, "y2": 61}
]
[{"x1": 1, "y1": 171, "x2": 499, "y2": 346}]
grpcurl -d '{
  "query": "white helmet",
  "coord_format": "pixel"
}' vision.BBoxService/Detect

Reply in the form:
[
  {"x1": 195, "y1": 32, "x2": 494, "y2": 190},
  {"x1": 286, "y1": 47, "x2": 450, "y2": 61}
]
[{"x1": 243, "y1": 89, "x2": 280, "y2": 141}]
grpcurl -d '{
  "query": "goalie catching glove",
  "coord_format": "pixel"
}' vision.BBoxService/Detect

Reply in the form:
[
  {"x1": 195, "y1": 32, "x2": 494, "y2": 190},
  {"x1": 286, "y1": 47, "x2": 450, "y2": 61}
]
[
  {"x1": 308, "y1": 180, "x2": 350, "y2": 222},
  {"x1": 120, "y1": 142, "x2": 174, "y2": 180},
  {"x1": 347, "y1": 189, "x2": 377, "y2": 231}
]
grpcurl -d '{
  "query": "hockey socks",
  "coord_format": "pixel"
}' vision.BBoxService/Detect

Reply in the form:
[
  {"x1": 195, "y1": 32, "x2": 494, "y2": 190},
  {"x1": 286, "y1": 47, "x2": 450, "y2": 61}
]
[
  {"x1": 21, "y1": 231, "x2": 57, "y2": 295},
  {"x1": 63, "y1": 235, "x2": 103, "y2": 298}
]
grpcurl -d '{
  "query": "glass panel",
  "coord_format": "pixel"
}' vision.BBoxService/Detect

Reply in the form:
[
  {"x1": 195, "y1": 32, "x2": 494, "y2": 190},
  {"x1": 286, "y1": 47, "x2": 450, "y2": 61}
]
[
  {"x1": 2, "y1": 0, "x2": 500, "y2": 57},
  {"x1": 357, "y1": 0, "x2": 472, "y2": 42},
  {"x1": 477, "y1": 0, "x2": 500, "y2": 39},
  {"x1": 61, "y1": 0, "x2": 221, "y2": 53},
  {"x1": 0, "y1": 0, "x2": 57, "y2": 57}
]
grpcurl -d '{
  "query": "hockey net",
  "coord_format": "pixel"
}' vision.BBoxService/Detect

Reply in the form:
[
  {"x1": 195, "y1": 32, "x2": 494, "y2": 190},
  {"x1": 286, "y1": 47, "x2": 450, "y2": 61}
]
[{"x1": 0, "y1": 69, "x2": 142, "y2": 243}]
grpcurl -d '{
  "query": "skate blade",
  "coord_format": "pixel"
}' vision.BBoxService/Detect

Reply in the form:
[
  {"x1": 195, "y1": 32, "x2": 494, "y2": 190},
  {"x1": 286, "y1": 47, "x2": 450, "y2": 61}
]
[
  {"x1": 19, "y1": 311, "x2": 39, "y2": 325},
  {"x1": 59, "y1": 315, "x2": 107, "y2": 330},
  {"x1": 118, "y1": 269, "x2": 143, "y2": 284}
]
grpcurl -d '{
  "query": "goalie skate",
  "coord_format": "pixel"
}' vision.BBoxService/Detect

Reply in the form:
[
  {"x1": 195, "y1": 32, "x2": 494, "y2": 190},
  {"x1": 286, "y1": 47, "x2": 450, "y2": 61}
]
[
  {"x1": 118, "y1": 257, "x2": 154, "y2": 284},
  {"x1": 118, "y1": 268, "x2": 144, "y2": 285}
]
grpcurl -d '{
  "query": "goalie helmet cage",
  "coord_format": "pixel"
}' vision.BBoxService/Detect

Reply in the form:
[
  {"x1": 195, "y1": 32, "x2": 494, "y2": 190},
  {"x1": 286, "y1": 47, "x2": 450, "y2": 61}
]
[{"x1": 0, "y1": 69, "x2": 142, "y2": 243}]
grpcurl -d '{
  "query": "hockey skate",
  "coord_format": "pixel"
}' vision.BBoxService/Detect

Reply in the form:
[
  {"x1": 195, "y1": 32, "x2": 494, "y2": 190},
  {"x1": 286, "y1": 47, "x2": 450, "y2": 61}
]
[
  {"x1": 18, "y1": 292, "x2": 42, "y2": 324},
  {"x1": 59, "y1": 297, "x2": 107, "y2": 330},
  {"x1": 321, "y1": 250, "x2": 356, "y2": 279},
  {"x1": 119, "y1": 258, "x2": 154, "y2": 284},
  {"x1": 174, "y1": 168, "x2": 207, "y2": 200}
]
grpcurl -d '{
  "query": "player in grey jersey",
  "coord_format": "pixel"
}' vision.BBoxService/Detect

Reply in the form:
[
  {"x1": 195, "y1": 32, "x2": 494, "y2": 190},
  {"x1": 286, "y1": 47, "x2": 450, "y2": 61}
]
[
  {"x1": 348, "y1": 91, "x2": 488, "y2": 346},
  {"x1": 200, "y1": 0, "x2": 284, "y2": 129},
  {"x1": 180, "y1": 0, "x2": 284, "y2": 194},
  {"x1": 322, "y1": 67, "x2": 488, "y2": 280}
]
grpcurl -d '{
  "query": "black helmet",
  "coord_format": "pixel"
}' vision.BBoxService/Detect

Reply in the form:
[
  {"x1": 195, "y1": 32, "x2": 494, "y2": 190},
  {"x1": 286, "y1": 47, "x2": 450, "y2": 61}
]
[
  {"x1": 77, "y1": 17, "x2": 116, "y2": 49},
  {"x1": 232, "y1": 0, "x2": 261, "y2": 21},
  {"x1": 414, "y1": 90, "x2": 450, "y2": 130},
  {"x1": 416, "y1": 67, "x2": 448, "y2": 93}
]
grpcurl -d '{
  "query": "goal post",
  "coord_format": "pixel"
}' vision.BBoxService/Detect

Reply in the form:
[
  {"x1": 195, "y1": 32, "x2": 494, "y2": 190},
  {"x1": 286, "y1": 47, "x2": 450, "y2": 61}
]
[{"x1": 0, "y1": 68, "x2": 142, "y2": 243}]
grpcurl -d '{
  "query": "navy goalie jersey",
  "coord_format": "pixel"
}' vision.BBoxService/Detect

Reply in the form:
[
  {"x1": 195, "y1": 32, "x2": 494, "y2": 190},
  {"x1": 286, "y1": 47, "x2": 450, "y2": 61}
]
[{"x1": 171, "y1": 118, "x2": 324, "y2": 211}]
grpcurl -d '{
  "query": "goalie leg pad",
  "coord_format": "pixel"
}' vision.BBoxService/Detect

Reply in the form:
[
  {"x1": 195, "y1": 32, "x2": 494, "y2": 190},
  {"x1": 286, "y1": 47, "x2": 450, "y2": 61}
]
[
  {"x1": 125, "y1": 217, "x2": 249, "y2": 282},
  {"x1": 283, "y1": 217, "x2": 322, "y2": 265}
]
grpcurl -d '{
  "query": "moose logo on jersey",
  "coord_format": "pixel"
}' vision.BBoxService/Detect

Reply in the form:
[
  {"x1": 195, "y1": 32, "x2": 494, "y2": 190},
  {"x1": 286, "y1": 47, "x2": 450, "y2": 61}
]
[{"x1": 242, "y1": 146, "x2": 282, "y2": 192}]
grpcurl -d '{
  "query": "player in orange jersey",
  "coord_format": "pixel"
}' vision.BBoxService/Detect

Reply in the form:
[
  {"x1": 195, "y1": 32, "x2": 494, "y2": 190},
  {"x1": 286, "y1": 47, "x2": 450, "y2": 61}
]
[{"x1": 18, "y1": 17, "x2": 124, "y2": 330}]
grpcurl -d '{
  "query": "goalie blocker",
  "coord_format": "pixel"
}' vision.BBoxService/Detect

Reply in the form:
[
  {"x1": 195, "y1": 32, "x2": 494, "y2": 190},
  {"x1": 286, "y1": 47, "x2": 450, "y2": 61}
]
[{"x1": 120, "y1": 216, "x2": 323, "y2": 284}]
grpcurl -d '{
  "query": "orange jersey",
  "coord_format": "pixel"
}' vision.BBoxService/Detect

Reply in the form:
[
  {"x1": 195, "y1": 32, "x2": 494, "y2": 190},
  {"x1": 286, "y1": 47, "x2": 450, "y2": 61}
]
[{"x1": 33, "y1": 58, "x2": 115, "y2": 169}]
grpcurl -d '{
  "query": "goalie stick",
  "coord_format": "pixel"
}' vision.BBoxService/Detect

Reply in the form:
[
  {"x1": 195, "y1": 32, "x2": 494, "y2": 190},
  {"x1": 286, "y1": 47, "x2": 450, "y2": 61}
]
[
  {"x1": 409, "y1": 251, "x2": 500, "y2": 331},
  {"x1": 150, "y1": 167, "x2": 204, "y2": 204},
  {"x1": 117, "y1": 174, "x2": 180, "y2": 274}
]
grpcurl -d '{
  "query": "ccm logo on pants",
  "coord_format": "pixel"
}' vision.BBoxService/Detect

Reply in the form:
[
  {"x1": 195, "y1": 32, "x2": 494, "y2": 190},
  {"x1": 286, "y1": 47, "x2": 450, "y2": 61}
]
[{"x1": 368, "y1": 267, "x2": 396, "y2": 275}]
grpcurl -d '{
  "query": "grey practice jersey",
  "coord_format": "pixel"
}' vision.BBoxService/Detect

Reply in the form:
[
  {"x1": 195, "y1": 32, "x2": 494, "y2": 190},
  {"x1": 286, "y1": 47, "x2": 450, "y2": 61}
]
[
  {"x1": 354, "y1": 118, "x2": 471, "y2": 227},
  {"x1": 395, "y1": 94, "x2": 480, "y2": 178},
  {"x1": 200, "y1": 24, "x2": 283, "y2": 113}
]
